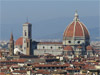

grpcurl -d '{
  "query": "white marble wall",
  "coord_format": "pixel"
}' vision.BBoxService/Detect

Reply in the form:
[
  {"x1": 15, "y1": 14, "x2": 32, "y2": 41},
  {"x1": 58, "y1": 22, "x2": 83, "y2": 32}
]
[{"x1": 34, "y1": 49, "x2": 63, "y2": 56}]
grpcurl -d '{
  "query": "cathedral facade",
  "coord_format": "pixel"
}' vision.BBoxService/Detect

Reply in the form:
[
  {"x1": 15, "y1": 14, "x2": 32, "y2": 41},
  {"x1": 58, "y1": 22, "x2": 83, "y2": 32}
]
[{"x1": 13, "y1": 11, "x2": 94, "y2": 57}]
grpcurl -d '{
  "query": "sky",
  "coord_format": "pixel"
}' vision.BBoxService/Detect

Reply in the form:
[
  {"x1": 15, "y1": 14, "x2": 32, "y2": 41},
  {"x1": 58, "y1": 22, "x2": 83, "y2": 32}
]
[{"x1": 0, "y1": 0, "x2": 100, "y2": 41}]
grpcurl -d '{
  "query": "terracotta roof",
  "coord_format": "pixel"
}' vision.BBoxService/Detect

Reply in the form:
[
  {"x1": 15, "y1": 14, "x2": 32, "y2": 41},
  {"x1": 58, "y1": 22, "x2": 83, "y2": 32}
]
[
  {"x1": 81, "y1": 23, "x2": 90, "y2": 39},
  {"x1": 0, "y1": 72, "x2": 5, "y2": 75},
  {"x1": 64, "y1": 46, "x2": 73, "y2": 51},
  {"x1": 64, "y1": 22, "x2": 75, "y2": 37},
  {"x1": 77, "y1": 46, "x2": 82, "y2": 49},
  {"x1": 11, "y1": 59, "x2": 27, "y2": 62},
  {"x1": 13, "y1": 70, "x2": 26, "y2": 73},
  {"x1": 63, "y1": 14, "x2": 90, "y2": 39},
  {"x1": 0, "y1": 59, "x2": 27, "y2": 63},
  {"x1": 33, "y1": 63, "x2": 70, "y2": 68},
  {"x1": 86, "y1": 45, "x2": 93, "y2": 50},
  {"x1": 36, "y1": 70, "x2": 50, "y2": 74},
  {"x1": 15, "y1": 37, "x2": 23, "y2": 45},
  {"x1": 66, "y1": 67, "x2": 74, "y2": 70},
  {"x1": 75, "y1": 22, "x2": 83, "y2": 36}
]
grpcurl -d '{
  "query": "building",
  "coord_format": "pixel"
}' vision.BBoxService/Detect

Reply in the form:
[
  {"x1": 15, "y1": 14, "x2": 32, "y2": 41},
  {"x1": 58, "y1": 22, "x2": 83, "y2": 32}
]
[
  {"x1": 13, "y1": 11, "x2": 94, "y2": 57},
  {"x1": 9, "y1": 33, "x2": 14, "y2": 56}
]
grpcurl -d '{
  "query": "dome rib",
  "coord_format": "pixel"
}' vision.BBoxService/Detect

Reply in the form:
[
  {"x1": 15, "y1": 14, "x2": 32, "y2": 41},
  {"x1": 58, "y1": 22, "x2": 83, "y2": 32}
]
[
  {"x1": 80, "y1": 22, "x2": 90, "y2": 39},
  {"x1": 63, "y1": 22, "x2": 74, "y2": 37},
  {"x1": 73, "y1": 21, "x2": 76, "y2": 38},
  {"x1": 78, "y1": 21, "x2": 85, "y2": 37}
]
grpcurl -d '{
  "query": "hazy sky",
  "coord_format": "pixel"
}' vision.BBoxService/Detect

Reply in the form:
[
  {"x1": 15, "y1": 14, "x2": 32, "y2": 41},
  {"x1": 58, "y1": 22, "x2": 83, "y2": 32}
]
[{"x1": 0, "y1": 0, "x2": 99, "y2": 40}]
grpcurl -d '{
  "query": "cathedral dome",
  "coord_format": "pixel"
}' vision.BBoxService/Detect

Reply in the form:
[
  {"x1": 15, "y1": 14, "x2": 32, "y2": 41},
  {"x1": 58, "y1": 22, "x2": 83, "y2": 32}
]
[
  {"x1": 86, "y1": 45, "x2": 93, "y2": 50},
  {"x1": 15, "y1": 37, "x2": 23, "y2": 45},
  {"x1": 63, "y1": 11, "x2": 90, "y2": 39},
  {"x1": 64, "y1": 46, "x2": 73, "y2": 51}
]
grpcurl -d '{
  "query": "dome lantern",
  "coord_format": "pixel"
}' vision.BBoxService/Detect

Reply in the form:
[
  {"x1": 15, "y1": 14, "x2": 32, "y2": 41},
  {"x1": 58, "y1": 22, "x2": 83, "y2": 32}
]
[{"x1": 74, "y1": 10, "x2": 79, "y2": 21}]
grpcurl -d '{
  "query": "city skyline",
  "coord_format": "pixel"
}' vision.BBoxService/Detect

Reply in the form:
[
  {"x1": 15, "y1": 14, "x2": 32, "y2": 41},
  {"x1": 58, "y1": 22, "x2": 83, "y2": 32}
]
[{"x1": 0, "y1": 0, "x2": 100, "y2": 75}]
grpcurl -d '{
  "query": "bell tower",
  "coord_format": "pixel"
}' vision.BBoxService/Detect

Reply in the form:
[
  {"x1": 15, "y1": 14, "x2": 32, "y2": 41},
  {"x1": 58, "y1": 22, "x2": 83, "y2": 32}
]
[{"x1": 22, "y1": 21, "x2": 32, "y2": 55}]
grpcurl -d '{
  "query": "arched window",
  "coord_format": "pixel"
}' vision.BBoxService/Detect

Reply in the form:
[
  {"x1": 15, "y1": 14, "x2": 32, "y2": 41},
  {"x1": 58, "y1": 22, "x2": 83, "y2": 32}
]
[{"x1": 25, "y1": 30, "x2": 27, "y2": 36}]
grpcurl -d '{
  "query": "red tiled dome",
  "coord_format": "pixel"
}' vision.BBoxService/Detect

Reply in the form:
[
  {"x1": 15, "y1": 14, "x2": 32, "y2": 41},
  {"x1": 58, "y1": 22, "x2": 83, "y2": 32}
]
[
  {"x1": 15, "y1": 37, "x2": 23, "y2": 45},
  {"x1": 86, "y1": 45, "x2": 93, "y2": 50},
  {"x1": 77, "y1": 46, "x2": 82, "y2": 49},
  {"x1": 64, "y1": 46, "x2": 73, "y2": 51},
  {"x1": 63, "y1": 12, "x2": 90, "y2": 39}
]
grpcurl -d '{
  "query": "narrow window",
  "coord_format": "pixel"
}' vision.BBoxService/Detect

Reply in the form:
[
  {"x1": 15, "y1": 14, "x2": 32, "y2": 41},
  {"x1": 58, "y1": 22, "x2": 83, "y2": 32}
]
[
  {"x1": 25, "y1": 31, "x2": 27, "y2": 36},
  {"x1": 27, "y1": 42, "x2": 28, "y2": 47},
  {"x1": 68, "y1": 41, "x2": 71, "y2": 43},
  {"x1": 51, "y1": 46, "x2": 52, "y2": 49},
  {"x1": 24, "y1": 40, "x2": 26, "y2": 43},
  {"x1": 43, "y1": 46, "x2": 45, "y2": 49},
  {"x1": 58, "y1": 47, "x2": 60, "y2": 49}
]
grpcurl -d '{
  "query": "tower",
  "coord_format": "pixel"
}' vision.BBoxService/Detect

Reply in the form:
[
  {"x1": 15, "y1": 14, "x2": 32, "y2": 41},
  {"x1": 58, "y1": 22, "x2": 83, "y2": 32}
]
[
  {"x1": 9, "y1": 33, "x2": 14, "y2": 56},
  {"x1": 22, "y1": 22, "x2": 32, "y2": 55},
  {"x1": 63, "y1": 11, "x2": 90, "y2": 56}
]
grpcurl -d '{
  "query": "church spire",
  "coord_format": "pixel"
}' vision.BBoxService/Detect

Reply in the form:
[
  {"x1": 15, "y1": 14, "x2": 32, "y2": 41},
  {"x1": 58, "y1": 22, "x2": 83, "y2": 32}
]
[
  {"x1": 10, "y1": 32, "x2": 13, "y2": 41},
  {"x1": 74, "y1": 10, "x2": 79, "y2": 21},
  {"x1": 9, "y1": 32, "x2": 14, "y2": 56}
]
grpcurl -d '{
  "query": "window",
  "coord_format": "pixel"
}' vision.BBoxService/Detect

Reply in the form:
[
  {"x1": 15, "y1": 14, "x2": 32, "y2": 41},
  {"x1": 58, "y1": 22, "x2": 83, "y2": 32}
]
[
  {"x1": 77, "y1": 41, "x2": 80, "y2": 44},
  {"x1": 27, "y1": 43, "x2": 28, "y2": 47},
  {"x1": 29, "y1": 31, "x2": 31, "y2": 37},
  {"x1": 58, "y1": 47, "x2": 60, "y2": 49},
  {"x1": 51, "y1": 46, "x2": 52, "y2": 49},
  {"x1": 68, "y1": 41, "x2": 71, "y2": 43},
  {"x1": 43, "y1": 46, "x2": 45, "y2": 49},
  {"x1": 25, "y1": 31, "x2": 27, "y2": 36},
  {"x1": 48, "y1": 67, "x2": 50, "y2": 69}
]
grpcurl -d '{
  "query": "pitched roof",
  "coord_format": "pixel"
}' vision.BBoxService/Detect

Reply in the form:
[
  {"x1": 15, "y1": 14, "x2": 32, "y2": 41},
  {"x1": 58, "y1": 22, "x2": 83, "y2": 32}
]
[{"x1": 64, "y1": 46, "x2": 73, "y2": 51}]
